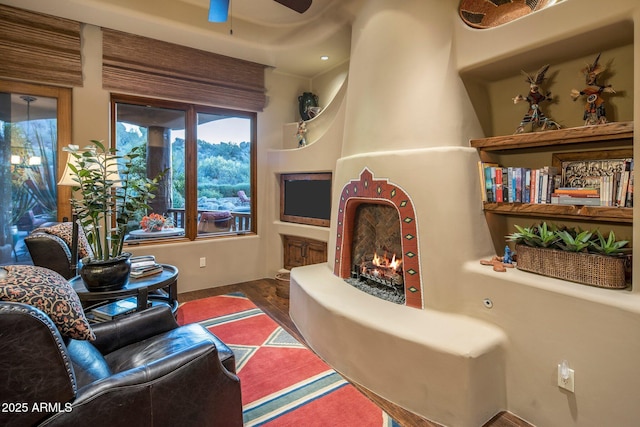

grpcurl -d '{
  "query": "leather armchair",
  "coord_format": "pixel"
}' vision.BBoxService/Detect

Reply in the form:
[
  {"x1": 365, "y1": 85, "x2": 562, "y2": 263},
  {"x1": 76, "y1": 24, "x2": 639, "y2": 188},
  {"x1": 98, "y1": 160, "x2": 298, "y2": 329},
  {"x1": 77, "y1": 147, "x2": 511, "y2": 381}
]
[
  {"x1": 24, "y1": 231, "x2": 75, "y2": 279},
  {"x1": 24, "y1": 222, "x2": 92, "y2": 279},
  {"x1": 0, "y1": 302, "x2": 243, "y2": 427}
]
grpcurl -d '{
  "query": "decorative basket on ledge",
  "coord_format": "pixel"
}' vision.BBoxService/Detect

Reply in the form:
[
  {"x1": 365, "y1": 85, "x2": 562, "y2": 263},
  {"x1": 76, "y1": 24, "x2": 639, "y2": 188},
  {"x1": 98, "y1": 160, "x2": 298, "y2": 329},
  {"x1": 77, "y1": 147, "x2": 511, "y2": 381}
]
[{"x1": 515, "y1": 244, "x2": 630, "y2": 289}]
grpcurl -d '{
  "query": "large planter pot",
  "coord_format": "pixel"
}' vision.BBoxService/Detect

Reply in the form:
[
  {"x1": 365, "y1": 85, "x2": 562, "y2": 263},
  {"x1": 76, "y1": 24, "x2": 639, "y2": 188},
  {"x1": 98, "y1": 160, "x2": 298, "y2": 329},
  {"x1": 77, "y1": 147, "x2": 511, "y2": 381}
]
[
  {"x1": 79, "y1": 253, "x2": 132, "y2": 292},
  {"x1": 515, "y1": 244, "x2": 630, "y2": 289}
]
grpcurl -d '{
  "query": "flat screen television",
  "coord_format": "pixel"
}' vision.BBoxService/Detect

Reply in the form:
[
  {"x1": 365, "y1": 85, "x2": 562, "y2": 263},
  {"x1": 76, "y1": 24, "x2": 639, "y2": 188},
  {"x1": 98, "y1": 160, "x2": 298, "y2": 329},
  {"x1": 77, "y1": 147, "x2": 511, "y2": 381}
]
[{"x1": 280, "y1": 173, "x2": 332, "y2": 227}]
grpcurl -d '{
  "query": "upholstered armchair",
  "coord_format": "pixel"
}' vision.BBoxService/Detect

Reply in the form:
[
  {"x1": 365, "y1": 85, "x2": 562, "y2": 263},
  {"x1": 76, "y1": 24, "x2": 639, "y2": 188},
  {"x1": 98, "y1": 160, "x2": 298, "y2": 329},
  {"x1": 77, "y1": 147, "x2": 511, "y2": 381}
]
[
  {"x1": 24, "y1": 222, "x2": 92, "y2": 279},
  {"x1": 0, "y1": 265, "x2": 243, "y2": 427}
]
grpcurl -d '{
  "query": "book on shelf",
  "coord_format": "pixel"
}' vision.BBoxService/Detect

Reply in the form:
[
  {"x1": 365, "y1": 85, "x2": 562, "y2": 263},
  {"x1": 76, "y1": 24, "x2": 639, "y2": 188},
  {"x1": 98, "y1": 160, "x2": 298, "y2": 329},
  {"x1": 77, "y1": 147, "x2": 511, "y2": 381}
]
[
  {"x1": 90, "y1": 297, "x2": 150, "y2": 321},
  {"x1": 477, "y1": 161, "x2": 498, "y2": 202},
  {"x1": 494, "y1": 167, "x2": 503, "y2": 203},
  {"x1": 551, "y1": 193, "x2": 602, "y2": 206},
  {"x1": 524, "y1": 169, "x2": 531, "y2": 203},
  {"x1": 530, "y1": 169, "x2": 537, "y2": 204},
  {"x1": 130, "y1": 263, "x2": 163, "y2": 278},
  {"x1": 616, "y1": 161, "x2": 631, "y2": 207},
  {"x1": 502, "y1": 167, "x2": 509, "y2": 202},
  {"x1": 625, "y1": 160, "x2": 634, "y2": 208}
]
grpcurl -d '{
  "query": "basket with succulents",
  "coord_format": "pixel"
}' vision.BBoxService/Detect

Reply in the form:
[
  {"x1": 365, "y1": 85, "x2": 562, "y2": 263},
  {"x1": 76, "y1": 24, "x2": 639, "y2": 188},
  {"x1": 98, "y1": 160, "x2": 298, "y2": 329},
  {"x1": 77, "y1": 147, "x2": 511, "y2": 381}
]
[{"x1": 506, "y1": 222, "x2": 631, "y2": 289}]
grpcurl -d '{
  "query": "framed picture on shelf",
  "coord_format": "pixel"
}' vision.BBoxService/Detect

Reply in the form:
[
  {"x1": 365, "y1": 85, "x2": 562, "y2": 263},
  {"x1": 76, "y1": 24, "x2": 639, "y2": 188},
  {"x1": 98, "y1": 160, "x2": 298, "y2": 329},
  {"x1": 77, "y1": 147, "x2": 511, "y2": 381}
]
[
  {"x1": 552, "y1": 149, "x2": 633, "y2": 189},
  {"x1": 552, "y1": 148, "x2": 633, "y2": 208}
]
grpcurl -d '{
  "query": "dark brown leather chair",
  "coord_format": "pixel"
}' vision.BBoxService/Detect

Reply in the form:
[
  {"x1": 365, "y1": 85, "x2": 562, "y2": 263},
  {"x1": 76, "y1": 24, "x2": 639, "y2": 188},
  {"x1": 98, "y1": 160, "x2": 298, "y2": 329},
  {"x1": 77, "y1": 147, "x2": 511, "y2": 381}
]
[
  {"x1": 24, "y1": 231, "x2": 75, "y2": 279},
  {"x1": 24, "y1": 222, "x2": 88, "y2": 279},
  {"x1": 0, "y1": 302, "x2": 243, "y2": 427}
]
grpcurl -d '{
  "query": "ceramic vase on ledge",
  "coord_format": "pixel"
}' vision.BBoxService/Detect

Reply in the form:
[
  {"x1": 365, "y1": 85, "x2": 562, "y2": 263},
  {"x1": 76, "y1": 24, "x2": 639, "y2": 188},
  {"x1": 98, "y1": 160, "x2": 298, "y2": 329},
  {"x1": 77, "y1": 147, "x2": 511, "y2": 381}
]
[{"x1": 298, "y1": 92, "x2": 319, "y2": 121}]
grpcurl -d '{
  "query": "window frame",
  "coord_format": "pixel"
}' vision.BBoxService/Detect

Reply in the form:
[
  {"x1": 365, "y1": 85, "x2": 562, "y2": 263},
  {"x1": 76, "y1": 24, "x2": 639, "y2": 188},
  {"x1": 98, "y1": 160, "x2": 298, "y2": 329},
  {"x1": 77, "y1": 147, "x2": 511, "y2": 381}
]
[{"x1": 110, "y1": 93, "x2": 257, "y2": 243}]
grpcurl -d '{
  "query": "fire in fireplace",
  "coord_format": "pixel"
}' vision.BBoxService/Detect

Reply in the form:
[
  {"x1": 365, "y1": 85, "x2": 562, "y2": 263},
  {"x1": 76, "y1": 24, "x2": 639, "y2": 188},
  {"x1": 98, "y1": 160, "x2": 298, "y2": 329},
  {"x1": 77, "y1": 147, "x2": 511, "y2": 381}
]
[{"x1": 349, "y1": 250, "x2": 405, "y2": 304}]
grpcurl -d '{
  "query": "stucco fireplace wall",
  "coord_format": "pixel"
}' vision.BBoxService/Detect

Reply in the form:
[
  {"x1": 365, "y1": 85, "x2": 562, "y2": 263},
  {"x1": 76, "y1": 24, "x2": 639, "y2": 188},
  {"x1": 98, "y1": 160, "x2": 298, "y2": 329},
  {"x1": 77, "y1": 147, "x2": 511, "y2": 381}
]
[
  {"x1": 291, "y1": 0, "x2": 640, "y2": 426},
  {"x1": 291, "y1": 1, "x2": 507, "y2": 425}
]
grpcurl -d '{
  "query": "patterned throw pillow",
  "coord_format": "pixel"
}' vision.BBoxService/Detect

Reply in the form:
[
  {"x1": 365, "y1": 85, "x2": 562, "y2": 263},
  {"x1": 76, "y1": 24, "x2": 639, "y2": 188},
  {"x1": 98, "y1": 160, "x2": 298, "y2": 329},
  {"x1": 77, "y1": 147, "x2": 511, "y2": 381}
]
[
  {"x1": 0, "y1": 265, "x2": 95, "y2": 340},
  {"x1": 33, "y1": 222, "x2": 94, "y2": 260}
]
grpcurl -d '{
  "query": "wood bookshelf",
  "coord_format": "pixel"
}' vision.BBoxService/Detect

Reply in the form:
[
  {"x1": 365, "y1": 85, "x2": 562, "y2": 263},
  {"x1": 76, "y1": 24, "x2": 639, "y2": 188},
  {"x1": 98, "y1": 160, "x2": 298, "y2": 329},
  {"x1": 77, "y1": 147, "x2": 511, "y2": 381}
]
[{"x1": 473, "y1": 121, "x2": 634, "y2": 224}]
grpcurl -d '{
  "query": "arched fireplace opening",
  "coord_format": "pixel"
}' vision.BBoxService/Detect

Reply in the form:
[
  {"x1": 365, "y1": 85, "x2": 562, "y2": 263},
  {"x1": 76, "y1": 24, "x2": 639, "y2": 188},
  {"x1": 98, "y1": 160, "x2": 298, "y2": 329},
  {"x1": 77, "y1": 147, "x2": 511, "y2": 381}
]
[{"x1": 346, "y1": 202, "x2": 405, "y2": 304}]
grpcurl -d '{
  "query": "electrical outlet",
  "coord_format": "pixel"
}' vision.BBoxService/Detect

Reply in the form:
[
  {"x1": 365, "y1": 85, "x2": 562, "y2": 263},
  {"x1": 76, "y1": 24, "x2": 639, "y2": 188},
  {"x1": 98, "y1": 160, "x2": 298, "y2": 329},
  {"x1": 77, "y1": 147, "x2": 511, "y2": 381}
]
[
  {"x1": 557, "y1": 362, "x2": 575, "y2": 392},
  {"x1": 199, "y1": 257, "x2": 206, "y2": 268}
]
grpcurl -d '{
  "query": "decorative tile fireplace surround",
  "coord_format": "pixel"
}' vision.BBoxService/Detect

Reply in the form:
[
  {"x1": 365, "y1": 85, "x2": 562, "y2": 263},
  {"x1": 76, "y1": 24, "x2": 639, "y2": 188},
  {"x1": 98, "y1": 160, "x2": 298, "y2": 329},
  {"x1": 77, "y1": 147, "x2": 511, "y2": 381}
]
[{"x1": 333, "y1": 168, "x2": 422, "y2": 307}]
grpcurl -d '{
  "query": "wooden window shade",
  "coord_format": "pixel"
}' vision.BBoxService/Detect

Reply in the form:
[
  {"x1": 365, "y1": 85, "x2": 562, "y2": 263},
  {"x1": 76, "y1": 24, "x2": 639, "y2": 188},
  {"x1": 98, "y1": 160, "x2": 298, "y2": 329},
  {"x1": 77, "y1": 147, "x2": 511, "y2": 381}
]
[
  {"x1": 102, "y1": 29, "x2": 267, "y2": 112},
  {"x1": 0, "y1": 5, "x2": 82, "y2": 87}
]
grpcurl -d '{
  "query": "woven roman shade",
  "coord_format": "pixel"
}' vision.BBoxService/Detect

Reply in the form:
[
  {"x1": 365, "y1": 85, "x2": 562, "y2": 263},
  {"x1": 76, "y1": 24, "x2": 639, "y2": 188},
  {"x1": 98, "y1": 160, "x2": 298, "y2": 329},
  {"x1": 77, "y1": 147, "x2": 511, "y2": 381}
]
[
  {"x1": 102, "y1": 29, "x2": 267, "y2": 112},
  {"x1": 0, "y1": 5, "x2": 82, "y2": 87}
]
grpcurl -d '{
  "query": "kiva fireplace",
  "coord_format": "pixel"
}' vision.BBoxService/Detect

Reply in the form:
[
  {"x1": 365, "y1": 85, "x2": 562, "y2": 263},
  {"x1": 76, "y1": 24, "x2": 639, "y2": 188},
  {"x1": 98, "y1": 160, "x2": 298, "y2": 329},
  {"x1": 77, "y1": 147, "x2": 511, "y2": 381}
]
[{"x1": 333, "y1": 168, "x2": 423, "y2": 308}]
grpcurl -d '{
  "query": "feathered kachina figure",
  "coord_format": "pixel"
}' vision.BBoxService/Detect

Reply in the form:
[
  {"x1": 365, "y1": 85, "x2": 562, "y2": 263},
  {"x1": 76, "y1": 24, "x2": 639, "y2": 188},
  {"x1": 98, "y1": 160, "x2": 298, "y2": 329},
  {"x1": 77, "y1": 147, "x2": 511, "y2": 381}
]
[
  {"x1": 570, "y1": 53, "x2": 616, "y2": 126},
  {"x1": 513, "y1": 64, "x2": 561, "y2": 133}
]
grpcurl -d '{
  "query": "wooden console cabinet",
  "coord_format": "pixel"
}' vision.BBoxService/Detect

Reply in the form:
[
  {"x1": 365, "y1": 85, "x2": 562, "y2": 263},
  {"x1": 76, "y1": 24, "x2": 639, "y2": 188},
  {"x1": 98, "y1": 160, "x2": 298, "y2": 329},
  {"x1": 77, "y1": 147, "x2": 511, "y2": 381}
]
[{"x1": 283, "y1": 235, "x2": 327, "y2": 270}]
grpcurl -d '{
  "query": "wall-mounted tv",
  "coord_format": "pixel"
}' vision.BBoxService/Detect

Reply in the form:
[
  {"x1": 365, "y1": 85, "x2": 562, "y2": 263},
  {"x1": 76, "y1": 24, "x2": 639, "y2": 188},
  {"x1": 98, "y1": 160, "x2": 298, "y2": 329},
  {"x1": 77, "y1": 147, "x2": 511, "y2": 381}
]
[{"x1": 280, "y1": 173, "x2": 332, "y2": 227}]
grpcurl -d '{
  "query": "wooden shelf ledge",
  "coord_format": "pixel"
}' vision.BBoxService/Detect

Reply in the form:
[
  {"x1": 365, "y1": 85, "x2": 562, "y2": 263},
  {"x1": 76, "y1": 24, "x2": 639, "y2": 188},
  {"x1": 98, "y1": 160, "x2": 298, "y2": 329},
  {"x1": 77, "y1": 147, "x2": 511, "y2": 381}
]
[
  {"x1": 471, "y1": 121, "x2": 633, "y2": 151},
  {"x1": 483, "y1": 202, "x2": 632, "y2": 224}
]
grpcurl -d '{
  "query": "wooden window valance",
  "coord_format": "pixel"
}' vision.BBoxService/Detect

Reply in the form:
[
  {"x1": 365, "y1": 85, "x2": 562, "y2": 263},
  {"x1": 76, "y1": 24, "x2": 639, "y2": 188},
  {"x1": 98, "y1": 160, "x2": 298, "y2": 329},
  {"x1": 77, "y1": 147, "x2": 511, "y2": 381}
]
[
  {"x1": 0, "y1": 5, "x2": 82, "y2": 87},
  {"x1": 102, "y1": 29, "x2": 267, "y2": 112}
]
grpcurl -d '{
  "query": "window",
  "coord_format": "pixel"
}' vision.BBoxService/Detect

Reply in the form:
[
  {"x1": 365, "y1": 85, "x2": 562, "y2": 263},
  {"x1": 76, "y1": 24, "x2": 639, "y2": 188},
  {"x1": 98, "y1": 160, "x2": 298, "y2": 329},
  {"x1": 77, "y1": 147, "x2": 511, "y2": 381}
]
[{"x1": 112, "y1": 95, "x2": 256, "y2": 243}]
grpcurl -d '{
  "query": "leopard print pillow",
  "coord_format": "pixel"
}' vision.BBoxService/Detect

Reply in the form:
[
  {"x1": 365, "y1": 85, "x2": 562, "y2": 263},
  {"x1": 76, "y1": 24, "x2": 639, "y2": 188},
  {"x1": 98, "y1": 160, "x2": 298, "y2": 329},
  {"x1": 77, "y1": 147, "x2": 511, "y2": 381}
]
[
  {"x1": 0, "y1": 265, "x2": 95, "y2": 340},
  {"x1": 33, "y1": 222, "x2": 94, "y2": 260}
]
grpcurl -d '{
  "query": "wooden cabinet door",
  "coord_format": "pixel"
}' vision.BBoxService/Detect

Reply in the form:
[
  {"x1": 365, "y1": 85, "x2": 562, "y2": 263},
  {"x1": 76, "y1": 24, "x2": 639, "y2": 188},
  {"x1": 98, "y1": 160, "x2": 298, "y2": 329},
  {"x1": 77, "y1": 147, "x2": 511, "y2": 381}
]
[
  {"x1": 283, "y1": 235, "x2": 328, "y2": 270},
  {"x1": 306, "y1": 240, "x2": 327, "y2": 265},
  {"x1": 283, "y1": 235, "x2": 306, "y2": 270}
]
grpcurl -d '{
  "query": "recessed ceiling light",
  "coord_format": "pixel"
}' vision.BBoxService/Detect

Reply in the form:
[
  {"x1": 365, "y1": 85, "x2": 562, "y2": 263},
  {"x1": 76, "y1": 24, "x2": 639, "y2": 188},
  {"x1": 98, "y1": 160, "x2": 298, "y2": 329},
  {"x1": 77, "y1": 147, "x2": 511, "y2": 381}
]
[{"x1": 320, "y1": 56, "x2": 329, "y2": 61}]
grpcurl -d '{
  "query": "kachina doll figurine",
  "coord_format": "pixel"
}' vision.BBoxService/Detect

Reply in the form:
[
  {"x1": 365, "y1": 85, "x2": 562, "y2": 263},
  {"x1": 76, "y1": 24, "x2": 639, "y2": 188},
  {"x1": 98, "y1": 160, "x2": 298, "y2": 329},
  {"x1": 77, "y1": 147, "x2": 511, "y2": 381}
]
[
  {"x1": 570, "y1": 53, "x2": 616, "y2": 126},
  {"x1": 512, "y1": 64, "x2": 561, "y2": 133},
  {"x1": 296, "y1": 120, "x2": 307, "y2": 147}
]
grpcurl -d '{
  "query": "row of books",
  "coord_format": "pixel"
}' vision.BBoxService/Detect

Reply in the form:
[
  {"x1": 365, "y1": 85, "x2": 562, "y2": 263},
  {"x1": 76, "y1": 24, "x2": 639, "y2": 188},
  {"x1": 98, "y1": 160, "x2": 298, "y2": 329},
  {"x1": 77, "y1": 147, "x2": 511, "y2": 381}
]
[
  {"x1": 130, "y1": 255, "x2": 163, "y2": 278},
  {"x1": 478, "y1": 161, "x2": 634, "y2": 208}
]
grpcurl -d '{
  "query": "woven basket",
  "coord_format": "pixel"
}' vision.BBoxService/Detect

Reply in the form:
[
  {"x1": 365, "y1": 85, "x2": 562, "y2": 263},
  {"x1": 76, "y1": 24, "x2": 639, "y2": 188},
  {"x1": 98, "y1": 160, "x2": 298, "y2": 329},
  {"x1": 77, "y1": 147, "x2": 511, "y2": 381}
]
[
  {"x1": 275, "y1": 272, "x2": 290, "y2": 298},
  {"x1": 515, "y1": 244, "x2": 630, "y2": 289}
]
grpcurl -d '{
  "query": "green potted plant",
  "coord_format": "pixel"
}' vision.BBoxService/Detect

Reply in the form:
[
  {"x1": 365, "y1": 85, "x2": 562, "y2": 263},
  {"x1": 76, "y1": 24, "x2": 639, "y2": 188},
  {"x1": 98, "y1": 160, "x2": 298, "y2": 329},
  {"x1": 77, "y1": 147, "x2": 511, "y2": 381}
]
[
  {"x1": 506, "y1": 222, "x2": 631, "y2": 289},
  {"x1": 63, "y1": 140, "x2": 163, "y2": 290}
]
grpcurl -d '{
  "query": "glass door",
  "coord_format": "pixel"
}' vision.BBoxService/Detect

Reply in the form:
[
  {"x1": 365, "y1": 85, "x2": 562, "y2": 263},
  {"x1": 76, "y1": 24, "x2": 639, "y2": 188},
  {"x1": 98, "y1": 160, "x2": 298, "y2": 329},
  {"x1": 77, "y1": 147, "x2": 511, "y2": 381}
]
[{"x1": 0, "y1": 81, "x2": 71, "y2": 265}]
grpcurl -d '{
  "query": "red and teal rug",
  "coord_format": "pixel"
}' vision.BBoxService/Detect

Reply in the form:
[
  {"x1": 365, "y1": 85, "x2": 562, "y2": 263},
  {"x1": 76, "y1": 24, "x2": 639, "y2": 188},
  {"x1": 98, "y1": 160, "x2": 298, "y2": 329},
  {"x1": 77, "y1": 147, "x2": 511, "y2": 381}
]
[{"x1": 177, "y1": 292, "x2": 398, "y2": 426}]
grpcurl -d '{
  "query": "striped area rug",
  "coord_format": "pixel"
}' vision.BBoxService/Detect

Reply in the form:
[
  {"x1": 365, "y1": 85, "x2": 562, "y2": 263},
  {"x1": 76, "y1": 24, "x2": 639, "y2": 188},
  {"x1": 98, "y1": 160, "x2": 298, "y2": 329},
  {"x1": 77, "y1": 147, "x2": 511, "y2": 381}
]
[{"x1": 177, "y1": 293, "x2": 398, "y2": 426}]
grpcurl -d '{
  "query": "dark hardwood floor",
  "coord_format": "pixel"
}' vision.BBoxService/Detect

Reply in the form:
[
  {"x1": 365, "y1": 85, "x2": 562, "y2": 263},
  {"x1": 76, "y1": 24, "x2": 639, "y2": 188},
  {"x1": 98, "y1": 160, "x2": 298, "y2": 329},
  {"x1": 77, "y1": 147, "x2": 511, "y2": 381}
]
[{"x1": 178, "y1": 278, "x2": 533, "y2": 427}]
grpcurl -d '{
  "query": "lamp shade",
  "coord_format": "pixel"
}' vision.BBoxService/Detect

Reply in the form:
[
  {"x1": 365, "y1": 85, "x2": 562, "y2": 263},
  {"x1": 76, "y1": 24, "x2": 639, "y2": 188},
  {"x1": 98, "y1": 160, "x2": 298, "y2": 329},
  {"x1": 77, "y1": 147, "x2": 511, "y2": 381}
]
[
  {"x1": 58, "y1": 153, "x2": 122, "y2": 187},
  {"x1": 57, "y1": 153, "x2": 79, "y2": 187}
]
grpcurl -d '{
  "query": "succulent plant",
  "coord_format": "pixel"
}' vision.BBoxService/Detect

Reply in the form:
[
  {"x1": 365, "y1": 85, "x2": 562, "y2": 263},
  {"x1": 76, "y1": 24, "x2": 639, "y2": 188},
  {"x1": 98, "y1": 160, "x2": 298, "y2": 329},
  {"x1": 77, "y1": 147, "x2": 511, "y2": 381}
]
[
  {"x1": 590, "y1": 230, "x2": 630, "y2": 256},
  {"x1": 556, "y1": 229, "x2": 592, "y2": 252},
  {"x1": 506, "y1": 222, "x2": 559, "y2": 248}
]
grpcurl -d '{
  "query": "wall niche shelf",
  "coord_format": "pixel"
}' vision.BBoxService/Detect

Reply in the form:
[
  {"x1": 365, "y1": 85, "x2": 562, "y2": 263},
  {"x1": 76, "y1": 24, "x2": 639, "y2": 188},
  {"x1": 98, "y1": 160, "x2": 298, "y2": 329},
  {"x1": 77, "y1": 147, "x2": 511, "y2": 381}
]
[{"x1": 472, "y1": 121, "x2": 634, "y2": 224}]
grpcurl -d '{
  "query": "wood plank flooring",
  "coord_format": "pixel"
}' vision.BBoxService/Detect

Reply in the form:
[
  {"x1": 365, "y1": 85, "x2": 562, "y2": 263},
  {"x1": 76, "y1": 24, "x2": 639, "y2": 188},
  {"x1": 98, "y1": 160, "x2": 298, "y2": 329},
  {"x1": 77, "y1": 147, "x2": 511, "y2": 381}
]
[{"x1": 178, "y1": 278, "x2": 534, "y2": 427}]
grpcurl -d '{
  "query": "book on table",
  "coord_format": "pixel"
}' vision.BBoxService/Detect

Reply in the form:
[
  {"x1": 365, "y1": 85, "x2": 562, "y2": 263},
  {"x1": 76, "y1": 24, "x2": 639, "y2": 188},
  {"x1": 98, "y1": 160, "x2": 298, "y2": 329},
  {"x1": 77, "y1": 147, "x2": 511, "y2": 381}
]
[
  {"x1": 130, "y1": 263, "x2": 163, "y2": 278},
  {"x1": 130, "y1": 255, "x2": 157, "y2": 268},
  {"x1": 90, "y1": 297, "x2": 150, "y2": 321}
]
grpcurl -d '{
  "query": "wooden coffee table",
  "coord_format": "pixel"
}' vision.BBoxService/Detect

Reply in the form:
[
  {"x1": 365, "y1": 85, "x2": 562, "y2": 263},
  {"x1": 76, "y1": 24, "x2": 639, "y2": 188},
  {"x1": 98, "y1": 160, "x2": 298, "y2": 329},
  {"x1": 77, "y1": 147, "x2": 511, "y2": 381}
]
[{"x1": 70, "y1": 264, "x2": 179, "y2": 320}]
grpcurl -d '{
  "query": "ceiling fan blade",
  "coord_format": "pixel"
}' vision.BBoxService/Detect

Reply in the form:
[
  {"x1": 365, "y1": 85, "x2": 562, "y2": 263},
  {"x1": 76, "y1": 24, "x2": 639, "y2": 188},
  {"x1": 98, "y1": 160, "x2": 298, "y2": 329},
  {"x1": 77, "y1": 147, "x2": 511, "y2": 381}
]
[
  {"x1": 208, "y1": 0, "x2": 230, "y2": 22},
  {"x1": 273, "y1": 0, "x2": 312, "y2": 14}
]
